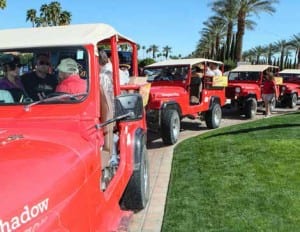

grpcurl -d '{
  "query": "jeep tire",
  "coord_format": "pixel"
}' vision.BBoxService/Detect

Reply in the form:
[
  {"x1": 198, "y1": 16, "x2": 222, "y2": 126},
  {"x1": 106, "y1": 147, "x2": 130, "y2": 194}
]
[
  {"x1": 288, "y1": 93, "x2": 297, "y2": 108},
  {"x1": 205, "y1": 103, "x2": 222, "y2": 129},
  {"x1": 244, "y1": 98, "x2": 257, "y2": 119},
  {"x1": 120, "y1": 144, "x2": 149, "y2": 212},
  {"x1": 161, "y1": 109, "x2": 180, "y2": 145}
]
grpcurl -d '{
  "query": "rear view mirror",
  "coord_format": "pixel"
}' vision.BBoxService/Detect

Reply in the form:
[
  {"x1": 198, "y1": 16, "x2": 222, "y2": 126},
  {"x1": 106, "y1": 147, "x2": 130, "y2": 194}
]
[{"x1": 115, "y1": 93, "x2": 143, "y2": 120}]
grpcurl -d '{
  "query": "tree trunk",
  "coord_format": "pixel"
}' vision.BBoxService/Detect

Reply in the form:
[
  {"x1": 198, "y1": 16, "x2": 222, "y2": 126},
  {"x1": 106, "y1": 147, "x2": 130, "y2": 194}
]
[
  {"x1": 235, "y1": 10, "x2": 246, "y2": 62},
  {"x1": 226, "y1": 22, "x2": 233, "y2": 60}
]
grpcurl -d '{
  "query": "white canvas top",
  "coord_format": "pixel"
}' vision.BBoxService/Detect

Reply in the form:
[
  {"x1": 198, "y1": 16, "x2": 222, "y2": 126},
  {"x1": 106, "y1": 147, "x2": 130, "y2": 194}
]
[
  {"x1": 0, "y1": 23, "x2": 134, "y2": 50},
  {"x1": 279, "y1": 69, "x2": 300, "y2": 74},
  {"x1": 145, "y1": 58, "x2": 223, "y2": 67},
  {"x1": 231, "y1": 64, "x2": 278, "y2": 72}
]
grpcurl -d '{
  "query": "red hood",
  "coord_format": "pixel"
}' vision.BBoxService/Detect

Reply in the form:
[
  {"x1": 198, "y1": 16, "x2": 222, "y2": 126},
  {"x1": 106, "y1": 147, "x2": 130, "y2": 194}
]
[{"x1": 0, "y1": 128, "x2": 91, "y2": 230}]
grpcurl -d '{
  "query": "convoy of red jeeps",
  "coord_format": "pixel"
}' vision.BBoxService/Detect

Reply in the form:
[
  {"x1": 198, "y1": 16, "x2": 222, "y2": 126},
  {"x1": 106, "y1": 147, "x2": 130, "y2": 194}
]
[{"x1": 0, "y1": 23, "x2": 299, "y2": 232}]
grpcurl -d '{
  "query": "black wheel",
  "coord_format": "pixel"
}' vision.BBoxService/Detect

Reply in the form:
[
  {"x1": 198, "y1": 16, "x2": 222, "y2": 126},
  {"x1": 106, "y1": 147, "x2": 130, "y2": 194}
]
[
  {"x1": 161, "y1": 109, "x2": 180, "y2": 145},
  {"x1": 288, "y1": 93, "x2": 297, "y2": 108},
  {"x1": 244, "y1": 98, "x2": 257, "y2": 119},
  {"x1": 205, "y1": 103, "x2": 222, "y2": 129},
  {"x1": 120, "y1": 144, "x2": 149, "y2": 211}
]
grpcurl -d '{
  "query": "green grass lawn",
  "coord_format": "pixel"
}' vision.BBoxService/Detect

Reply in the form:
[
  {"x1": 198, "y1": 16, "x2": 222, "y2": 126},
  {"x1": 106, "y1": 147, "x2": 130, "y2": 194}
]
[{"x1": 162, "y1": 112, "x2": 300, "y2": 232}]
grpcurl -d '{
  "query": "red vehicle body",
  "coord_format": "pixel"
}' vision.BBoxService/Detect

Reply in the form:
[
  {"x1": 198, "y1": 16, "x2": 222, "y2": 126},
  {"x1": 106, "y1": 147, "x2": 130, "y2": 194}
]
[
  {"x1": 143, "y1": 59, "x2": 227, "y2": 145},
  {"x1": 226, "y1": 65, "x2": 280, "y2": 118},
  {"x1": 278, "y1": 69, "x2": 300, "y2": 108},
  {"x1": 0, "y1": 24, "x2": 149, "y2": 232}
]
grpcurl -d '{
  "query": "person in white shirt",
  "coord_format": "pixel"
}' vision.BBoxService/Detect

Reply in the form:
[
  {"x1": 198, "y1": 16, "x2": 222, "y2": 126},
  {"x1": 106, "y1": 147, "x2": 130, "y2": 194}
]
[
  {"x1": 206, "y1": 62, "x2": 222, "y2": 76},
  {"x1": 119, "y1": 63, "x2": 130, "y2": 85}
]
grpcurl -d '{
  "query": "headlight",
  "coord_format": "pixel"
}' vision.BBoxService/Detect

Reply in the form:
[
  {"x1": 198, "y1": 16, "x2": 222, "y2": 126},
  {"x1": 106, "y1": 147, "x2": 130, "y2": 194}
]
[
  {"x1": 281, "y1": 86, "x2": 286, "y2": 91},
  {"x1": 235, "y1": 87, "x2": 241, "y2": 93}
]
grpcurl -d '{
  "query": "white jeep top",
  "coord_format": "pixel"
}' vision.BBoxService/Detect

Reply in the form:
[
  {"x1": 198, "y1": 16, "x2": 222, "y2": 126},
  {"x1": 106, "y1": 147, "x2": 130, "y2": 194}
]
[{"x1": 0, "y1": 23, "x2": 134, "y2": 52}]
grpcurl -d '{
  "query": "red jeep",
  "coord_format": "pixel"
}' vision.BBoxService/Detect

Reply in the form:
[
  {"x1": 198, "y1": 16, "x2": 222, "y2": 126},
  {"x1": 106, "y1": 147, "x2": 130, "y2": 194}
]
[
  {"x1": 278, "y1": 69, "x2": 300, "y2": 108},
  {"x1": 226, "y1": 64, "x2": 280, "y2": 118},
  {"x1": 0, "y1": 24, "x2": 149, "y2": 231},
  {"x1": 144, "y1": 58, "x2": 227, "y2": 145}
]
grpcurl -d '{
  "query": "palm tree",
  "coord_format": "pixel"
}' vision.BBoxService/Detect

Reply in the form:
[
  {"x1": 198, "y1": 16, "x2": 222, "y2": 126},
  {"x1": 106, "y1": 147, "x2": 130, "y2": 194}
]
[
  {"x1": 242, "y1": 49, "x2": 256, "y2": 63},
  {"x1": 26, "y1": 9, "x2": 37, "y2": 27},
  {"x1": 142, "y1": 45, "x2": 146, "y2": 59},
  {"x1": 195, "y1": 36, "x2": 212, "y2": 58},
  {"x1": 39, "y1": 4, "x2": 50, "y2": 26},
  {"x1": 26, "y1": 1, "x2": 72, "y2": 27},
  {"x1": 202, "y1": 16, "x2": 226, "y2": 60},
  {"x1": 162, "y1": 46, "x2": 172, "y2": 59},
  {"x1": 274, "y1": 39, "x2": 290, "y2": 69},
  {"x1": 59, "y1": 11, "x2": 71, "y2": 25},
  {"x1": 290, "y1": 33, "x2": 300, "y2": 68},
  {"x1": 250, "y1": 45, "x2": 266, "y2": 64},
  {"x1": 148, "y1": 45, "x2": 159, "y2": 59},
  {"x1": 0, "y1": 0, "x2": 6, "y2": 9},
  {"x1": 264, "y1": 43, "x2": 277, "y2": 65},
  {"x1": 211, "y1": 0, "x2": 238, "y2": 60},
  {"x1": 48, "y1": 1, "x2": 62, "y2": 26},
  {"x1": 235, "y1": 0, "x2": 278, "y2": 61}
]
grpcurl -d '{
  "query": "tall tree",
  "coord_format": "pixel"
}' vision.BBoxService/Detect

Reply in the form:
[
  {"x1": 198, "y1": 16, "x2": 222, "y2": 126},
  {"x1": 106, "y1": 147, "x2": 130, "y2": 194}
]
[
  {"x1": 274, "y1": 39, "x2": 290, "y2": 70},
  {"x1": 202, "y1": 16, "x2": 226, "y2": 60},
  {"x1": 59, "y1": 11, "x2": 72, "y2": 25},
  {"x1": 26, "y1": 9, "x2": 37, "y2": 27},
  {"x1": 211, "y1": 0, "x2": 238, "y2": 60},
  {"x1": 290, "y1": 33, "x2": 300, "y2": 68},
  {"x1": 250, "y1": 45, "x2": 266, "y2": 64},
  {"x1": 235, "y1": 0, "x2": 278, "y2": 61},
  {"x1": 148, "y1": 45, "x2": 159, "y2": 59},
  {"x1": 48, "y1": 1, "x2": 61, "y2": 26},
  {"x1": 26, "y1": 1, "x2": 72, "y2": 27},
  {"x1": 264, "y1": 43, "x2": 276, "y2": 65},
  {"x1": 0, "y1": 0, "x2": 6, "y2": 9},
  {"x1": 162, "y1": 46, "x2": 172, "y2": 59}
]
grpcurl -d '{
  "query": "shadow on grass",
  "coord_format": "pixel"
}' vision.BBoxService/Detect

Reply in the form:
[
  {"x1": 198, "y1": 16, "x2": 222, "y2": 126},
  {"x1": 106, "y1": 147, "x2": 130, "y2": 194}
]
[{"x1": 205, "y1": 123, "x2": 300, "y2": 139}]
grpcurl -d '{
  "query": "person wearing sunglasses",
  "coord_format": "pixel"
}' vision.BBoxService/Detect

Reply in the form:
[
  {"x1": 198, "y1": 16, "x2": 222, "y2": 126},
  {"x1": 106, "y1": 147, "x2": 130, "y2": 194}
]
[
  {"x1": 0, "y1": 54, "x2": 28, "y2": 102},
  {"x1": 21, "y1": 54, "x2": 58, "y2": 101}
]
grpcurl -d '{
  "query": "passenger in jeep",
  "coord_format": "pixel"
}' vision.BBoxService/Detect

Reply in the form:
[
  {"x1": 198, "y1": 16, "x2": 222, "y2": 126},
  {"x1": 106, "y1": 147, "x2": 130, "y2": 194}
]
[
  {"x1": 21, "y1": 54, "x2": 58, "y2": 100},
  {"x1": 190, "y1": 64, "x2": 204, "y2": 104},
  {"x1": 0, "y1": 54, "x2": 28, "y2": 102},
  {"x1": 206, "y1": 62, "x2": 222, "y2": 76},
  {"x1": 56, "y1": 58, "x2": 86, "y2": 94}
]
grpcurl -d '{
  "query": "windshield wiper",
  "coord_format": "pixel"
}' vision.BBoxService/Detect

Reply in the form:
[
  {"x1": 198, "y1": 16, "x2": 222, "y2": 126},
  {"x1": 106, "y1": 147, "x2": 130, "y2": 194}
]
[{"x1": 24, "y1": 93, "x2": 88, "y2": 112}]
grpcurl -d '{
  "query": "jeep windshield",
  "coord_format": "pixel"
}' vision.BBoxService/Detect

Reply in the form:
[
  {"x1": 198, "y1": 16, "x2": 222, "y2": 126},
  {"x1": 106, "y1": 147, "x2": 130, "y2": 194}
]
[
  {"x1": 228, "y1": 72, "x2": 260, "y2": 81},
  {"x1": 0, "y1": 46, "x2": 89, "y2": 105},
  {"x1": 280, "y1": 73, "x2": 300, "y2": 82},
  {"x1": 144, "y1": 66, "x2": 188, "y2": 82}
]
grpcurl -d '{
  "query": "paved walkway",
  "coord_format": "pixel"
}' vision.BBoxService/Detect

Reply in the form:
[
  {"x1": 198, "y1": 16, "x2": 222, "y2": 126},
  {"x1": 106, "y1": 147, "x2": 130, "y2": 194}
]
[{"x1": 128, "y1": 107, "x2": 299, "y2": 232}]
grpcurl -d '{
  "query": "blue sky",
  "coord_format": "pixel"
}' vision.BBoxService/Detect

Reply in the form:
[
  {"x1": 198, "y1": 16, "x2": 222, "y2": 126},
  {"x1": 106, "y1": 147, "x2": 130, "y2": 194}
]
[{"x1": 0, "y1": 0, "x2": 299, "y2": 58}]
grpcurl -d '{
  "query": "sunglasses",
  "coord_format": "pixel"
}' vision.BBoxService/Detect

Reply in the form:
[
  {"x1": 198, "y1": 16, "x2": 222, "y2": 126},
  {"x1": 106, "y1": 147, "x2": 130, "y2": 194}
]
[
  {"x1": 8, "y1": 63, "x2": 22, "y2": 70},
  {"x1": 38, "y1": 61, "x2": 50, "y2": 66}
]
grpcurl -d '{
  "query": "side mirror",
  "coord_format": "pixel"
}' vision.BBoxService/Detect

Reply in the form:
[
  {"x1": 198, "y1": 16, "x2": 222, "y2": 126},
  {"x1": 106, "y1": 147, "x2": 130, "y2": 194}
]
[{"x1": 114, "y1": 93, "x2": 143, "y2": 120}]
